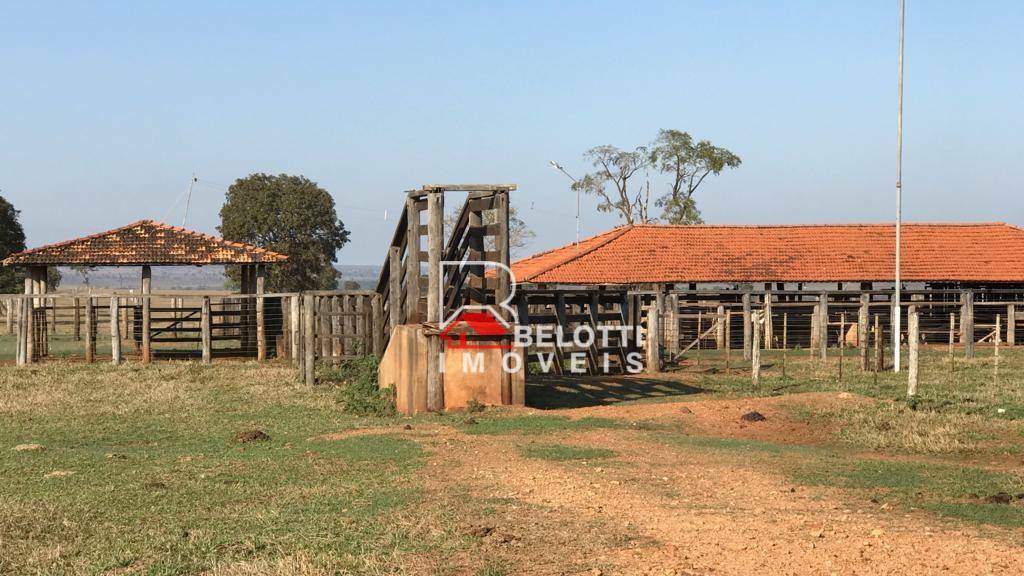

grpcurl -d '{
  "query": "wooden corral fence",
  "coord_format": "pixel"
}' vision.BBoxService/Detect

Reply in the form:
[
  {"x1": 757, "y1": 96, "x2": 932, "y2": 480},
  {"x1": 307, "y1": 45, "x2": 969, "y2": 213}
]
[
  {"x1": 1, "y1": 290, "x2": 383, "y2": 369},
  {"x1": 651, "y1": 286, "x2": 1024, "y2": 369},
  {"x1": 512, "y1": 287, "x2": 652, "y2": 375}
]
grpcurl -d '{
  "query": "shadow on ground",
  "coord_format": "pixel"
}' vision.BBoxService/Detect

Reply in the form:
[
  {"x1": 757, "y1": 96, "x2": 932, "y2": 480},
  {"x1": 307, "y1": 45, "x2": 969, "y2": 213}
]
[{"x1": 526, "y1": 374, "x2": 704, "y2": 409}]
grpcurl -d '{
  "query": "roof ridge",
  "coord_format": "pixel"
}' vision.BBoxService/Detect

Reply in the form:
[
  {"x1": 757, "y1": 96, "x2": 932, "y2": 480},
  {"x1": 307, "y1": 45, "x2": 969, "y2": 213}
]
[
  {"x1": 630, "y1": 222, "x2": 1010, "y2": 229},
  {"x1": 519, "y1": 225, "x2": 633, "y2": 282},
  {"x1": 3, "y1": 219, "x2": 288, "y2": 265}
]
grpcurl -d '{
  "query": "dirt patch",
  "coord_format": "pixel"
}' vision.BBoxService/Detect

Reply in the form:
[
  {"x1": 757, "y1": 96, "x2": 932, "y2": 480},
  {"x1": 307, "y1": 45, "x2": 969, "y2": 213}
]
[
  {"x1": 562, "y1": 391, "x2": 870, "y2": 446},
  {"x1": 406, "y1": 397, "x2": 1024, "y2": 575},
  {"x1": 234, "y1": 429, "x2": 270, "y2": 443},
  {"x1": 740, "y1": 411, "x2": 766, "y2": 422}
]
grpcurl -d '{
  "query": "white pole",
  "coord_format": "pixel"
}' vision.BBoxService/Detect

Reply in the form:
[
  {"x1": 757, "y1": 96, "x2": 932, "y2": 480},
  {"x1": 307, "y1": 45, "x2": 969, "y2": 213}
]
[
  {"x1": 550, "y1": 161, "x2": 581, "y2": 247},
  {"x1": 893, "y1": 0, "x2": 905, "y2": 373}
]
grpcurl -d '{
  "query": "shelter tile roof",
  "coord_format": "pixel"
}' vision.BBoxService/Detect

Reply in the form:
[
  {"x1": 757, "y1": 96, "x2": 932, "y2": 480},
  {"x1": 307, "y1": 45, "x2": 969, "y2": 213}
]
[
  {"x1": 2, "y1": 220, "x2": 287, "y2": 266},
  {"x1": 511, "y1": 223, "x2": 1024, "y2": 284}
]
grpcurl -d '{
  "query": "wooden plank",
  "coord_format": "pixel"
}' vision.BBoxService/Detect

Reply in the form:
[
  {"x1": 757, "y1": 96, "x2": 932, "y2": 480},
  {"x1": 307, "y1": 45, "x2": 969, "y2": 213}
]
[
  {"x1": 371, "y1": 293, "x2": 383, "y2": 356},
  {"x1": 1008, "y1": 304, "x2": 1016, "y2": 346},
  {"x1": 388, "y1": 246, "x2": 402, "y2": 330},
  {"x1": 290, "y1": 295, "x2": 301, "y2": 364},
  {"x1": 303, "y1": 294, "x2": 316, "y2": 385}
]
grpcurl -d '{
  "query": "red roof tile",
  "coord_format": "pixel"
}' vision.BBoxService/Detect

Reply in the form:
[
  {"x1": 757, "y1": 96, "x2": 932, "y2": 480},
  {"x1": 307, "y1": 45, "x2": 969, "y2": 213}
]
[
  {"x1": 511, "y1": 223, "x2": 1024, "y2": 284},
  {"x1": 2, "y1": 220, "x2": 287, "y2": 266}
]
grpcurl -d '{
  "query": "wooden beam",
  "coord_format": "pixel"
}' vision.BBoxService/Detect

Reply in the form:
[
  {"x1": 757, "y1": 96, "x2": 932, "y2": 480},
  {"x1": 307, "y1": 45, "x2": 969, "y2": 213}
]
[{"x1": 388, "y1": 246, "x2": 402, "y2": 330}]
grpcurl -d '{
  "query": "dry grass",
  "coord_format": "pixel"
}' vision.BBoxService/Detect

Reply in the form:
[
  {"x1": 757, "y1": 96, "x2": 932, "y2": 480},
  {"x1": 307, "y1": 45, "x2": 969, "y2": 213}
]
[{"x1": 831, "y1": 401, "x2": 1019, "y2": 454}]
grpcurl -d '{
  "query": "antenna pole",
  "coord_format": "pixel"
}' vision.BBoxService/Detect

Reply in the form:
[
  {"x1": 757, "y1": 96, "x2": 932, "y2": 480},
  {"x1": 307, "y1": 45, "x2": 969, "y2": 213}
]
[
  {"x1": 182, "y1": 172, "x2": 197, "y2": 227},
  {"x1": 893, "y1": 0, "x2": 905, "y2": 373}
]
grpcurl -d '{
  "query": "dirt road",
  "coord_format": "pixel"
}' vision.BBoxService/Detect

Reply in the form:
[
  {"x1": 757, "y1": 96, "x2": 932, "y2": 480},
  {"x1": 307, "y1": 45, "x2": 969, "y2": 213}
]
[{"x1": 409, "y1": 392, "x2": 1024, "y2": 575}]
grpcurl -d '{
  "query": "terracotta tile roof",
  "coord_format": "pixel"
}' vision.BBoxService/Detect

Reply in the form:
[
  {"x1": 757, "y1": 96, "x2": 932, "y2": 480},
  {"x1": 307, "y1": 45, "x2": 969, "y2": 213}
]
[
  {"x1": 2, "y1": 220, "x2": 287, "y2": 266},
  {"x1": 511, "y1": 223, "x2": 1024, "y2": 284}
]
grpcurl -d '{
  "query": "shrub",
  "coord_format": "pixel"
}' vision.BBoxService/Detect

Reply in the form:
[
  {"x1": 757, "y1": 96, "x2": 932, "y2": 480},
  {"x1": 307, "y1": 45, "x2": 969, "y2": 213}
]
[{"x1": 323, "y1": 356, "x2": 396, "y2": 417}]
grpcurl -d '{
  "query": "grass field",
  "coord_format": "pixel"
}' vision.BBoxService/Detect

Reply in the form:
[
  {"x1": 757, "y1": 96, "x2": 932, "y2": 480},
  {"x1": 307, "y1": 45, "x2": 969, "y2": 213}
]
[{"x1": 2, "y1": 349, "x2": 1023, "y2": 574}]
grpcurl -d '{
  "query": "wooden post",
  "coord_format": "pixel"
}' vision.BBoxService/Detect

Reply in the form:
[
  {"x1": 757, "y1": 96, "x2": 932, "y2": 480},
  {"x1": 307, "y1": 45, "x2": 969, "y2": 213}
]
[
  {"x1": 255, "y1": 265, "x2": 266, "y2": 361},
  {"x1": 405, "y1": 197, "x2": 421, "y2": 323},
  {"x1": 907, "y1": 310, "x2": 919, "y2": 398},
  {"x1": 319, "y1": 297, "x2": 331, "y2": 360},
  {"x1": 949, "y1": 311, "x2": 956, "y2": 379},
  {"x1": 724, "y1": 309, "x2": 731, "y2": 370},
  {"x1": 994, "y1": 314, "x2": 1001, "y2": 379},
  {"x1": 331, "y1": 296, "x2": 342, "y2": 359},
  {"x1": 763, "y1": 291, "x2": 773, "y2": 350},
  {"x1": 782, "y1": 312, "x2": 788, "y2": 378},
  {"x1": 716, "y1": 304, "x2": 726, "y2": 350},
  {"x1": 110, "y1": 297, "x2": 121, "y2": 364},
  {"x1": 810, "y1": 303, "x2": 820, "y2": 353},
  {"x1": 388, "y1": 246, "x2": 402, "y2": 330},
  {"x1": 303, "y1": 294, "x2": 316, "y2": 385},
  {"x1": 24, "y1": 276, "x2": 33, "y2": 364},
  {"x1": 84, "y1": 297, "x2": 95, "y2": 363},
  {"x1": 874, "y1": 315, "x2": 884, "y2": 372},
  {"x1": 15, "y1": 297, "x2": 24, "y2": 366},
  {"x1": 70, "y1": 297, "x2": 79, "y2": 341},
  {"x1": 859, "y1": 293, "x2": 870, "y2": 370},
  {"x1": 838, "y1": 313, "x2": 845, "y2": 382},
  {"x1": 426, "y1": 189, "x2": 444, "y2": 411},
  {"x1": 4, "y1": 298, "x2": 11, "y2": 335},
  {"x1": 1007, "y1": 304, "x2": 1015, "y2": 347},
  {"x1": 696, "y1": 308, "x2": 702, "y2": 368},
  {"x1": 141, "y1": 265, "x2": 152, "y2": 363},
  {"x1": 355, "y1": 295, "x2": 367, "y2": 354},
  {"x1": 751, "y1": 311, "x2": 762, "y2": 387},
  {"x1": 645, "y1": 304, "x2": 661, "y2": 373},
  {"x1": 290, "y1": 295, "x2": 301, "y2": 365},
  {"x1": 666, "y1": 294, "x2": 679, "y2": 357},
  {"x1": 818, "y1": 292, "x2": 828, "y2": 361},
  {"x1": 961, "y1": 289, "x2": 974, "y2": 358},
  {"x1": 741, "y1": 291, "x2": 752, "y2": 361},
  {"x1": 201, "y1": 296, "x2": 212, "y2": 365},
  {"x1": 371, "y1": 293, "x2": 383, "y2": 356}
]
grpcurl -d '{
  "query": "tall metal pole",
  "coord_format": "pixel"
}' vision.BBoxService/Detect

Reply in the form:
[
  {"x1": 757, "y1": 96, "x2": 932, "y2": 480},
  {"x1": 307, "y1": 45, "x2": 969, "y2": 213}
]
[
  {"x1": 182, "y1": 172, "x2": 198, "y2": 227},
  {"x1": 550, "y1": 161, "x2": 580, "y2": 247},
  {"x1": 893, "y1": 0, "x2": 905, "y2": 373}
]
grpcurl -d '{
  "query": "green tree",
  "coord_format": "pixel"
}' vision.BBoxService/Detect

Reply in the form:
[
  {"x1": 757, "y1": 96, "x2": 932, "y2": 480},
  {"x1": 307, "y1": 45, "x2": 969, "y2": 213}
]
[
  {"x1": 219, "y1": 174, "x2": 350, "y2": 291},
  {"x1": 572, "y1": 145, "x2": 651, "y2": 225},
  {"x1": 649, "y1": 129, "x2": 741, "y2": 224},
  {"x1": 0, "y1": 194, "x2": 27, "y2": 293}
]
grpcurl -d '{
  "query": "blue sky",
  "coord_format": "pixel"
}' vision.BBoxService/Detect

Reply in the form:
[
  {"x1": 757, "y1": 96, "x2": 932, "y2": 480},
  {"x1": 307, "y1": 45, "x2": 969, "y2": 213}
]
[{"x1": 2, "y1": 1, "x2": 1022, "y2": 264}]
